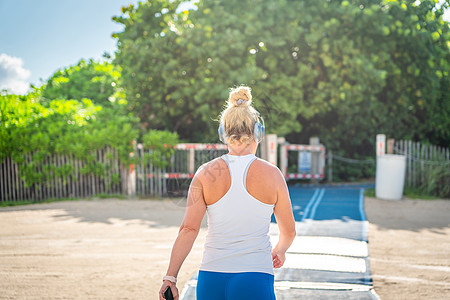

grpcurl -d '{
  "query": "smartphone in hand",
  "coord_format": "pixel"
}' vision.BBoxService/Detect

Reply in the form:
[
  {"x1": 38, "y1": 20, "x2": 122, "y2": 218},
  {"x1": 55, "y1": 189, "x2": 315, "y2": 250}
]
[{"x1": 164, "y1": 286, "x2": 174, "y2": 300}]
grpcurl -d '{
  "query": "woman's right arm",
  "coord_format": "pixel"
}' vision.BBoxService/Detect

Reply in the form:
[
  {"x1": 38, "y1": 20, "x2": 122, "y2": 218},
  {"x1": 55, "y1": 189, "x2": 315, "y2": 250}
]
[
  {"x1": 158, "y1": 174, "x2": 206, "y2": 299},
  {"x1": 272, "y1": 170, "x2": 296, "y2": 268}
]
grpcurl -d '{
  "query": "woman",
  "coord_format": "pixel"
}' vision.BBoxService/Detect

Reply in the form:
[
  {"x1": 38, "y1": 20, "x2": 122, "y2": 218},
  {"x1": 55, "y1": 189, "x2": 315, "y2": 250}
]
[{"x1": 159, "y1": 86, "x2": 296, "y2": 300}]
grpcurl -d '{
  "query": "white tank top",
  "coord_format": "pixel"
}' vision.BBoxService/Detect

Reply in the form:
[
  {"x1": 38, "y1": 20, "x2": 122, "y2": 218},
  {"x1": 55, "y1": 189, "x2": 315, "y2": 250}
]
[{"x1": 199, "y1": 154, "x2": 275, "y2": 275}]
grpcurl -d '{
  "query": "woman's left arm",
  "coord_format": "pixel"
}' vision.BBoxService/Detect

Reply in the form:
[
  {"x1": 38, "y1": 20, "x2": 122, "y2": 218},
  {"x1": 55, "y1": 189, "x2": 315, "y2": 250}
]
[{"x1": 159, "y1": 174, "x2": 206, "y2": 300}]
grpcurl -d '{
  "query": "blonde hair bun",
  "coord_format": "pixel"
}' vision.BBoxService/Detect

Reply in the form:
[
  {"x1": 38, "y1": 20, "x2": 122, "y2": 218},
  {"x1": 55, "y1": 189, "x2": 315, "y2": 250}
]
[
  {"x1": 219, "y1": 85, "x2": 259, "y2": 145},
  {"x1": 228, "y1": 86, "x2": 252, "y2": 107}
]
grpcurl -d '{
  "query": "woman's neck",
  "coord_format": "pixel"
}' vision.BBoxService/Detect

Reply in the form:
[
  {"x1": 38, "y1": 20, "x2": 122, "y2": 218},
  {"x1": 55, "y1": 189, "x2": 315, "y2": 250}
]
[{"x1": 227, "y1": 142, "x2": 257, "y2": 156}]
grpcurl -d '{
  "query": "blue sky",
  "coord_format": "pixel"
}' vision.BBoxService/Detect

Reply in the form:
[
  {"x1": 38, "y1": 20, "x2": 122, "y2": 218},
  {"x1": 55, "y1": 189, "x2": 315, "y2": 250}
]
[
  {"x1": 0, "y1": 0, "x2": 448, "y2": 94},
  {"x1": 0, "y1": 0, "x2": 139, "y2": 93}
]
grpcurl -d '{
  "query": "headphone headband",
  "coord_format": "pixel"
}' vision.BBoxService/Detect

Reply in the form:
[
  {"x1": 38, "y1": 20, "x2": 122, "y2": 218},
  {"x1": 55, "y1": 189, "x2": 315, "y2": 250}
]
[
  {"x1": 218, "y1": 111, "x2": 265, "y2": 144},
  {"x1": 256, "y1": 112, "x2": 265, "y2": 128}
]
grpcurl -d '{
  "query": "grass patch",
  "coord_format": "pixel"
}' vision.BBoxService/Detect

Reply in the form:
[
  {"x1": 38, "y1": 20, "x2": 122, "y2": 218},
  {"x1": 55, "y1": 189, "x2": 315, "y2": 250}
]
[
  {"x1": 0, "y1": 194, "x2": 129, "y2": 207},
  {"x1": 363, "y1": 187, "x2": 440, "y2": 200},
  {"x1": 403, "y1": 187, "x2": 440, "y2": 200},
  {"x1": 94, "y1": 193, "x2": 127, "y2": 200},
  {"x1": 0, "y1": 200, "x2": 36, "y2": 207},
  {"x1": 364, "y1": 188, "x2": 375, "y2": 198},
  {"x1": 0, "y1": 197, "x2": 78, "y2": 207}
]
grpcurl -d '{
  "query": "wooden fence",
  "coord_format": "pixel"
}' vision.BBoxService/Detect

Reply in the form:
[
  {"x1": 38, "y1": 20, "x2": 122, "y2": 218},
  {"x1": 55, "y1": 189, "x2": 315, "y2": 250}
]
[
  {"x1": 0, "y1": 144, "x2": 229, "y2": 202},
  {"x1": 135, "y1": 144, "x2": 228, "y2": 198},
  {"x1": 394, "y1": 140, "x2": 450, "y2": 196},
  {"x1": 3, "y1": 140, "x2": 448, "y2": 202},
  {"x1": 0, "y1": 146, "x2": 128, "y2": 202}
]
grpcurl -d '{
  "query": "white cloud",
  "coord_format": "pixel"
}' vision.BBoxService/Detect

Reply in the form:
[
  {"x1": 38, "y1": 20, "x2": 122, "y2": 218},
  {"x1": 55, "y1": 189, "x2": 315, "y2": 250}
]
[
  {"x1": 0, "y1": 53, "x2": 31, "y2": 95},
  {"x1": 438, "y1": 0, "x2": 450, "y2": 22}
]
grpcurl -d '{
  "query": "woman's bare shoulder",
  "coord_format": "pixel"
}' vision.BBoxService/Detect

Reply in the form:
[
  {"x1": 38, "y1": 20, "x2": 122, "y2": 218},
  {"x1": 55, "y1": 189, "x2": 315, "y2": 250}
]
[
  {"x1": 254, "y1": 158, "x2": 283, "y2": 174},
  {"x1": 247, "y1": 158, "x2": 285, "y2": 204},
  {"x1": 250, "y1": 158, "x2": 285, "y2": 183},
  {"x1": 195, "y1": 157, "x2": 228, "y2": 182}
]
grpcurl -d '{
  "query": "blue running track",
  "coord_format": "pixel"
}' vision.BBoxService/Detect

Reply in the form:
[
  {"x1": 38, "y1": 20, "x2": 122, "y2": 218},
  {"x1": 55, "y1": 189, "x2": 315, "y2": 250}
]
[
  {"x1": 273, "y1": 187, "x2": 368, "y2": 241},
  {"x1": 181, "y1": 186, "x2": 380, "y2": 300},
  {"x1": 270, "y1": 187, "x2": 379, "y2": 299}
]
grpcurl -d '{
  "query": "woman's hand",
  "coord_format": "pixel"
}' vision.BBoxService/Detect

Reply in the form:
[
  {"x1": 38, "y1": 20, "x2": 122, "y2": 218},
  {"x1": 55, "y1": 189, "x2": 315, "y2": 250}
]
[
  {"x1": 159, "y1": 280, "x2": 179, "y2": 300},
  {"x1": 271, "y1": 249, "x2": 286, "y2": 269}
]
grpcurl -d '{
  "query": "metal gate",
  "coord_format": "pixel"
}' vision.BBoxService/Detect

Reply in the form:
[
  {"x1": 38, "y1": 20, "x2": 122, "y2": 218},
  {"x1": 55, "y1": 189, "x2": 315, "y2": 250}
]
[
  {"x1": 134, "y1": 143, "x2": 228, "y2": 198},
  {"x1": 280, "y1": 144, "x2": 326, "y2": 180}
]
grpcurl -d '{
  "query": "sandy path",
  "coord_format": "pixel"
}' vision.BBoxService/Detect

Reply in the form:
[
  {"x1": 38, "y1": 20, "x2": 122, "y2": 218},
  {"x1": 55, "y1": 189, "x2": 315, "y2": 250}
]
[
  {"x1": 1, "y1": 196, "x2": 449, "y2": 299},
  {"x1": 365, "y1": 197, "x2": 450, "y2": 300},
  {"x1": 0, "y1": 198, "x2": 206, "y2": 300}
]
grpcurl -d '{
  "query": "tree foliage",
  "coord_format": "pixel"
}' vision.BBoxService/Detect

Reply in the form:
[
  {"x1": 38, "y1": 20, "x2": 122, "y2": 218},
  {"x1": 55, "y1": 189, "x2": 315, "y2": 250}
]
[
  {"x1": 113, "y1": 0, "x2": 450, "y2": 155},
  {"x1": 41, "y1": 59, "x2": 124, "y2": 107},
  {"x1": 0, "y1": 89, "x2": 139, "y2": 187},
  {"x1": 0, "y1": 59, "x2": 179, "y2": 189}
]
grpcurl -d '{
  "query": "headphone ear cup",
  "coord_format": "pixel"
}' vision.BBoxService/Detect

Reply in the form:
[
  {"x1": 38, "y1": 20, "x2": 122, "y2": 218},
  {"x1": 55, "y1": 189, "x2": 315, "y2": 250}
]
[
  {"x1": 218, "y1": 124, "x2": 227, "y2": 144},
  {"x1": 253, "y1": 122, "x2": 265, "y2": 143}
]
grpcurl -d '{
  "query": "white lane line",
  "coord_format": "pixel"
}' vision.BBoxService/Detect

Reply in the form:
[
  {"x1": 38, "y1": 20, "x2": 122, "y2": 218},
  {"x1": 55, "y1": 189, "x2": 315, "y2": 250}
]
[
  {"x1": 283, "y1": 253, "x2": 367, "y2": 273},
  {"x1": 300, "y1": 188, "x2": 320, "y2": 222},
  {"x1": 270, "y1": 235, "x2": 368, "y2": 257},
  {"x1": 181, "y1": 279, "x2": 374, "y2": 292},
  {"x1": 301, "y1": 189, "x2": 325, "y2": 235},
  {"x1": 358, "y1": 188, "x2": 371, "y2": 286},
  {"x1": 309, "y1": 189, "x2": 325, "y2": 219},
  {"x1": 181, "y1": 279, "x2": 376, "y2": 295},
  {"x1": 359, "y1": 188, "x2": 368, "y2": 242},
  {"x1": 275, "y1": 281, "x2": 373, "y2": 291}
]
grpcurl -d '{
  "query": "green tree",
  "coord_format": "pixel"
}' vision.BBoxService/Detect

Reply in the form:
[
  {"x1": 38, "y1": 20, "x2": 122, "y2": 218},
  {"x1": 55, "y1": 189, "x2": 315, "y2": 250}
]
[
  {"x1": 0, "y1": 87, "x2": 177, "y2": 191},
  {"x1": 41, "y1": 59, "x2": 124, "y2": 107},
  {"x1": 290, "y1": 0, "x2": 450, "y2": 180},
  {"x1": 114, "y1": 0, "x2": 449, "y2": 153},
  {"x1": 0, "y1": 89, "x2": 138, "y2": 186}
]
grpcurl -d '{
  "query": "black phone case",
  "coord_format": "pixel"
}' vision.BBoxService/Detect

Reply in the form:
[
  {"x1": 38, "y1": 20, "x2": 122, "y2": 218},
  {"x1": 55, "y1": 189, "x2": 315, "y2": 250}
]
[{"x1": 164, "y1": 286, "x2": 174, "y2": 300}]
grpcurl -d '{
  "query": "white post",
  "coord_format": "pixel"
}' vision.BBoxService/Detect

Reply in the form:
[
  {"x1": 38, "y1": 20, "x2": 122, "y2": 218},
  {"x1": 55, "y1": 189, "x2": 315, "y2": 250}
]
[
  {"x1": 280, "y1": 144, "x2": 288, "y2": 177},
  {"x1": 128, "y1": 154, "x2": 136, "y2": 197},
  {"x1": 328, "y1": 150, "x2": 333, "y2": 183},
  {"x1": 188, "y1": 148, "x2": 195, "y2": 174},
  {"x1": 376, "y1": 134, "x2": 386, "y2": 157},
  {"x1": 263, "y1": 134, "x2": 278, "y2": 165},
  {"x1": 310, "y1": 137, "x2": 320, "y2": 176},
  {"x1": 128, "y1": 141, "x2": 136, "y2": 197}
]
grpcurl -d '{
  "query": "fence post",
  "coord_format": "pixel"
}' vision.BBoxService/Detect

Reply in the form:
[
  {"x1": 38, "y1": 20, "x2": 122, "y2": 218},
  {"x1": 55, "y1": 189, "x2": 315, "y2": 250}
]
[
  {"x1": 310, "y1": 137, "x2": 320, "y2": 177},
  {"x1": 376, "y1": 134, "x2": 386, "y2": 157},
  {"x1": 261, "y1": 134, "x2": 278, "y2": 165},
  {"x1": 387, "y1": 139, "x2": 394, "y2": 154},
  {"x1": 188, "y1": 148, "x2": 195, "y2": 174},
  {"x1": 328, "y1": 150, "x2": 333, "y2": 184},
  {"x1": 128, "y1": 141, "x2": 136, "y2": 197},
  {"x1": 280, "y1": 144, "x2": 288, "y2": 178}
]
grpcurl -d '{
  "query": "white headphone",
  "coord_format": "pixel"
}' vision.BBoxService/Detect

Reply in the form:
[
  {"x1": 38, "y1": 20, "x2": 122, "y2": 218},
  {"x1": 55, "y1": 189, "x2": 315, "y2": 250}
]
[{"x1": 218, "y1": 112, "x2": 265, "y2": 144}]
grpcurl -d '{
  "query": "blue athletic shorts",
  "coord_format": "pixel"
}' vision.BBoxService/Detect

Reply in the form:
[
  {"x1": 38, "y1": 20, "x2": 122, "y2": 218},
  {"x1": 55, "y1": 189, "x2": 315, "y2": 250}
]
[{"x1": 196, "y1": 270, "x2": 275, "y2": 300}]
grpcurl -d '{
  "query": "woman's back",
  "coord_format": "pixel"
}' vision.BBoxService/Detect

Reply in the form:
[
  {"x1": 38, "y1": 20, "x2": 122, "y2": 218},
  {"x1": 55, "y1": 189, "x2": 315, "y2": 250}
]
[
  {"x1": 200, "y1": 155, "x2": 282, "y2": 207},
  {"x1": 197, "y1": 154, "x2": 284, "y2": 275}
]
